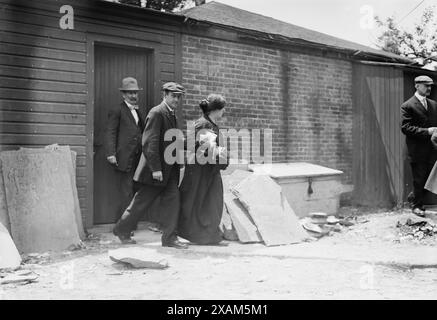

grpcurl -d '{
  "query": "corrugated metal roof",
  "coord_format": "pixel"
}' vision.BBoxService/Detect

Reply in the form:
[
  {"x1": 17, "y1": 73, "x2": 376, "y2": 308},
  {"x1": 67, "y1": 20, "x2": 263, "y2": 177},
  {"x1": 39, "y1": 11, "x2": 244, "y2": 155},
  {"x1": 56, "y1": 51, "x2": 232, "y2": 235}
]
[{"x1": 181, "y1": 1, "x2": 413, "y2": 63}]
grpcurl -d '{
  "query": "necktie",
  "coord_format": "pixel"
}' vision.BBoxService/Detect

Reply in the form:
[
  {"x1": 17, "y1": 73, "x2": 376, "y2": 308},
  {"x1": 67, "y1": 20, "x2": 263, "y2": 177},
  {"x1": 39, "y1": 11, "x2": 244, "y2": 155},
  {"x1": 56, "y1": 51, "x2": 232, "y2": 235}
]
[
  {"x1": 423, "y1": 98, "x2": 428, "y2": 111},
  {"x1": 128, "y1": 105, "x2": 139, "y2": 110},
  {"x1": 170, "y1": 109, "x2": 177, "y2": 125}
]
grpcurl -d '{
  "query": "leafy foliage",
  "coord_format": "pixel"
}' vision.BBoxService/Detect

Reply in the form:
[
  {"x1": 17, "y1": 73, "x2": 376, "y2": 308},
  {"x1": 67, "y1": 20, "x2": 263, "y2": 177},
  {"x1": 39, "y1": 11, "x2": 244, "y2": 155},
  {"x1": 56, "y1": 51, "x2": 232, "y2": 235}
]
[
  {"x1": 375, "y1": 6, "x2": 437, "y2": 67},
  {"x1": 117, "y1": 0, "x2": 197, "y2": 12}
]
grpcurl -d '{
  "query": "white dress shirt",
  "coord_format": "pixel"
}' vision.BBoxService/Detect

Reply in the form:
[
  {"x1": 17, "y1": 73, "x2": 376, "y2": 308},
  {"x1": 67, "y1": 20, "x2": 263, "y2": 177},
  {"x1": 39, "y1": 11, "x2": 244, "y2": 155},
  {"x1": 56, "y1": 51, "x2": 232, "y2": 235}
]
[
  {"x1": 415, "y1": 92, "x2": 428, "y2": 110},
  {"x1": 163, "y1": 100, "x2": 175, "y2": 114},
  {"x1": 124, "y1": 100, "x2": 139, "y2": 125}
]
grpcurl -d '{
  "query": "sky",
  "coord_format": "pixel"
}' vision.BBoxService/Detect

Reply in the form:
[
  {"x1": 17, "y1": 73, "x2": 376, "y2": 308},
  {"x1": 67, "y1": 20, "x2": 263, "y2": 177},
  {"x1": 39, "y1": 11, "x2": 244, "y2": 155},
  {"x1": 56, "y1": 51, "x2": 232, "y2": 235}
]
[{"x1": 207, "y1": 0, "x2": 437, "y2": 48}]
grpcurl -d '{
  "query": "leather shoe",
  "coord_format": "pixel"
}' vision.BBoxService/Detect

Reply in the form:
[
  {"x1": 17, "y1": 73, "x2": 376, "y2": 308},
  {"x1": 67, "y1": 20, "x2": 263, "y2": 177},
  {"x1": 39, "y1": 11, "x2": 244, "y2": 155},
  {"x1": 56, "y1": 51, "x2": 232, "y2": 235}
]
[
  {"x1": 113, "y1": 228, "x2": 137, "y2": 245},
  {"x1": 412, "y1": 207, "x2": 426, "y2": 217},
  {"x1": 163, "y1": 240, "x2": 188, "y2": 249}
]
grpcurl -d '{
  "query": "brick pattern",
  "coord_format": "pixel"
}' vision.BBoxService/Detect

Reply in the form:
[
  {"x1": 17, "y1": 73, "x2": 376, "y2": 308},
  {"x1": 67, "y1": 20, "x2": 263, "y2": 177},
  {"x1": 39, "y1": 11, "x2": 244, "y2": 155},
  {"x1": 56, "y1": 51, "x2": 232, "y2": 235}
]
[{"x1": 181, "y1": 35, "x2": 353, "y2": 182}]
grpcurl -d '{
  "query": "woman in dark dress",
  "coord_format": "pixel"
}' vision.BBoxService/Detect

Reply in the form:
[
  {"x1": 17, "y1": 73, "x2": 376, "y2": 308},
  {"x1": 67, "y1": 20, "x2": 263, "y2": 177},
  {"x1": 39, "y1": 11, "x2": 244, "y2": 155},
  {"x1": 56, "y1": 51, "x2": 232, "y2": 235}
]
[{"x1": 178, "y1": 94, "x2": 229, "y2": 245}]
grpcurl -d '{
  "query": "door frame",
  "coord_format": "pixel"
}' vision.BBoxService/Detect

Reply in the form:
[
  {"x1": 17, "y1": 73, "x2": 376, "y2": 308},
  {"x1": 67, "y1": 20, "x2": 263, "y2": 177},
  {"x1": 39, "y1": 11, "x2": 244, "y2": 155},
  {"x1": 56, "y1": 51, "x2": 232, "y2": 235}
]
[{"x1": 85, "y1": 33, "x2": 163, "y2": 228}]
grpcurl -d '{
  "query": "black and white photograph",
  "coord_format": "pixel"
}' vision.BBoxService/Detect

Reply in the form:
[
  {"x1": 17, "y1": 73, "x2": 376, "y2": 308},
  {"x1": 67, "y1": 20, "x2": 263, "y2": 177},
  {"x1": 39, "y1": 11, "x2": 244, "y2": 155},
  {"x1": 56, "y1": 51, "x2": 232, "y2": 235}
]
[{"x1": 1, "y1": 0, "x2": 437, "y2": 305}]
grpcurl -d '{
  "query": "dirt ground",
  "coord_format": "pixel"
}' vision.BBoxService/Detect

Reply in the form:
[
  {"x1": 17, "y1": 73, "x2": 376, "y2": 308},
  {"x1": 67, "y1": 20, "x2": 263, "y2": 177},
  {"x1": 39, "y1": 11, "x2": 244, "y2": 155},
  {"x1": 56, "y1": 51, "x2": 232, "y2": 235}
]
[{"x1": 1, "y1": 208, "x2": 437, "y2": 300}]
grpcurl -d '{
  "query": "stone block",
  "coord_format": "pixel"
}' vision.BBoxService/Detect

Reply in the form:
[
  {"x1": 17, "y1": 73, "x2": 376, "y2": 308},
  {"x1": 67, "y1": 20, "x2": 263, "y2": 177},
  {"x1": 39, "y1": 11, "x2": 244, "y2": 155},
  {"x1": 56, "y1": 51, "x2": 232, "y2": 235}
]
[{"x1": 0, "y1": 149, "x2": 81, "y2": 254}]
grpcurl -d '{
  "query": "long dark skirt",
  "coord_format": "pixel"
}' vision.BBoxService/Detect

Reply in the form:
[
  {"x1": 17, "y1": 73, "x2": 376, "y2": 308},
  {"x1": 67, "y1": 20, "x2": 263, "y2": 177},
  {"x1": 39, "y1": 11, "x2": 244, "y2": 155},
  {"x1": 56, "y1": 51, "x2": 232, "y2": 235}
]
[{"x1": 178, "y1": 163, "x2": 224, "y2": 245}]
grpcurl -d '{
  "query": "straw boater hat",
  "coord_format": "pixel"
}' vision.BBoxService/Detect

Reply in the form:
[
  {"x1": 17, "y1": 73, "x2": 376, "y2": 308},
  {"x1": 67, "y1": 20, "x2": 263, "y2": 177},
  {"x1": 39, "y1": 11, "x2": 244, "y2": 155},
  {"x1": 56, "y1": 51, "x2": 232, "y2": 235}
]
[{"x1": 119, "y1": 77, "x2": 143, "y2": 91}]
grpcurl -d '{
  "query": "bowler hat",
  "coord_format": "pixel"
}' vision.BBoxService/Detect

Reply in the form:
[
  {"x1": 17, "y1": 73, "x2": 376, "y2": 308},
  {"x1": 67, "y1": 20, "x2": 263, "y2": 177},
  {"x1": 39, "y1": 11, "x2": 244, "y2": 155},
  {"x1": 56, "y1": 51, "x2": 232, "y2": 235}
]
[
  {"x1": 162, "y1": 82, "x2": 185, "y2": 93},
  {"x1": 415, "y1": 75, "x2": 434, "y2": 85},
  {"x1": 119, "y1": 77, "x2": 142, "y2": 91}
]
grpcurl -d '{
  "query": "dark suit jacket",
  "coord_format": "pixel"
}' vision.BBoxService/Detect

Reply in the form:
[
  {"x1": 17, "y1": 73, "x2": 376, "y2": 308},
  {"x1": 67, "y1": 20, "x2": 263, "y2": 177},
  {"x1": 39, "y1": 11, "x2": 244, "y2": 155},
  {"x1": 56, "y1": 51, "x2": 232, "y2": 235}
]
[
  {"x1": 133, "y1": 102, "x2": 181, "y2": 186},
  {"x1": 401, "y1": 95, "x2": 437, "y2": 163},
  {"x1": 105, "y1": 101, "x2": 146, "y2": 172}
]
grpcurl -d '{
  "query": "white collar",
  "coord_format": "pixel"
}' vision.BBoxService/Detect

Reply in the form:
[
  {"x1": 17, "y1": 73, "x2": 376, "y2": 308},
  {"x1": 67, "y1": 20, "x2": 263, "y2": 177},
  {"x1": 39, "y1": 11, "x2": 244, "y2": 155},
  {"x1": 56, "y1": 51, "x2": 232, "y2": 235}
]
[
  {"x1": 163, "y1": 100, "x2": 174, "y2": 113},
  {"x1": 124, "y1": 100, "x2": 136, "y2": 108},
  {"x1": 415, "y1": 92, "x2": 427, "y2": 103}
]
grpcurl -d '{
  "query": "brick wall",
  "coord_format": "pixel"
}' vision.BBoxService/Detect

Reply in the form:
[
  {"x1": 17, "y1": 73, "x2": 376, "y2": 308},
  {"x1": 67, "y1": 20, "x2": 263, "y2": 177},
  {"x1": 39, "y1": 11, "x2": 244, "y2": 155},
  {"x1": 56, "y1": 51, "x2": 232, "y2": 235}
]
[{"x1": 181, "y1": 35, "x2": 353, "y2": 182}]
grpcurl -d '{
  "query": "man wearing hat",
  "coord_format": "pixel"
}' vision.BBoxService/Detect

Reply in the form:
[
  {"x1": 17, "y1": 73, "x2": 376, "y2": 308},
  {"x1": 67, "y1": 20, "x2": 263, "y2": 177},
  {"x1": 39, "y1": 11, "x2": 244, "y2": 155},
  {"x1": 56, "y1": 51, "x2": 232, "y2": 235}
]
[
  {"x1": 401, "y1": 75, "x2": 437, "y2": 216},
  {"x1": 104, "y1": 77, "x2": 147, "y2": 220},
  {"x1": 113, "y1": 82, "x2": 188, "y2": 249}
]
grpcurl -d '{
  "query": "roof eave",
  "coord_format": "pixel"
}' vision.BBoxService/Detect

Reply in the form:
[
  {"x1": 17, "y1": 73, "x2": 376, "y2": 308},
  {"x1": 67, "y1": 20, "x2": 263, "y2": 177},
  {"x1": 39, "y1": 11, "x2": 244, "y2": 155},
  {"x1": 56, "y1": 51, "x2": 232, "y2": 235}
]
[{"x1": 182, "y1": 16, "x2": 415, "y2": 65}]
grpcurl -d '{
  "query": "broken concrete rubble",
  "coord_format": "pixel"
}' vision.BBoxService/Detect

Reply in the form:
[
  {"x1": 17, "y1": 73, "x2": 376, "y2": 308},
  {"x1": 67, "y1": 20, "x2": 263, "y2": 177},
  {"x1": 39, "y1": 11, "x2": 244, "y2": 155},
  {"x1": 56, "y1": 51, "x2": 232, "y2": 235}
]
[
  {"x1": 108, "y1": 248, "x2": 170, "y2": 270},
  {"x1": 397, "y1": 217, "x2": 437, "y2": 241},
  {"x1": 0, "y1": 270, "x2": 38, "y2": 285}
]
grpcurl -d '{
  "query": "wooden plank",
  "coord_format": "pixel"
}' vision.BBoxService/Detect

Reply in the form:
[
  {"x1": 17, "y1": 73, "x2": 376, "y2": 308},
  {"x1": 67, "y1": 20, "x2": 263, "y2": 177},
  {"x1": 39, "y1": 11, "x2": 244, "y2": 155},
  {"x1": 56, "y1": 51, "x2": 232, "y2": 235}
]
[
  {"x1": 0, "y1": 43, "x2": 86, "y2": 62},
  {"x1": 161, "y1": 62, "x2": 175, "y2": 73},
  {"x1": 0, "y1": 54, "x2": 86, "y2": 73},
  {"x1": 0, "y1": 122, "x2": 85, "y2": 135},
  {"x1": 0, "y1": 88, "x2": 86, "y2": 103},
  {"x1": 161, "y1": 53, "x2": 176, "y2": 64},
  {"x1": 0, "y1": 134, "x2": 86, "y2": 146},
  {"x1": 0, "y1": 1, "x2": 180, "y2": 39},
  {"x1": 0, "y1": 100, "x2": 86, "y2": 114},
  {"x1": 224, "y1": 193, "x2": 261, "y2": 243},
  {"x1": 0, "y1": 77, "x2": 87, "y2": 93},
  {"x1": 0, "y1": 65, "x2": 86, "y2": 83},
  {"x1": 0, "y1": 111, "x2": 85, "y2": 125},
  {"x1": 1, "y1": 31, "x2": 86, "y2": 52},
  {"x1": 0, "y1": 19, "x2": 86, "y2": 42},
  {"x1": 76, "y1": 156, "x2": 86, "y2": 166},
  {"x1": 1, "y1": 5, "x2": 176, "y2": 46}
]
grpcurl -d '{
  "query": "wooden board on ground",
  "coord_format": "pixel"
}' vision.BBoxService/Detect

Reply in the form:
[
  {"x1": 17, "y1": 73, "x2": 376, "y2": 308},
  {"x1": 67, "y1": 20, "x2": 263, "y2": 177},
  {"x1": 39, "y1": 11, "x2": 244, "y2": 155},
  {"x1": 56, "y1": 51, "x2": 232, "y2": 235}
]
[
  {"x1": 232, "y1": 174, "x2": 308, "y2": 246},
  {"x1": 0, "y1": 149, "x2": 81, "y2": 253},
  {"x1": 0, "y1": 221, "x2": 21, "y2": 269},
  {"x1": 224, "y1": 193, "x2": 261, "y2": 243}
]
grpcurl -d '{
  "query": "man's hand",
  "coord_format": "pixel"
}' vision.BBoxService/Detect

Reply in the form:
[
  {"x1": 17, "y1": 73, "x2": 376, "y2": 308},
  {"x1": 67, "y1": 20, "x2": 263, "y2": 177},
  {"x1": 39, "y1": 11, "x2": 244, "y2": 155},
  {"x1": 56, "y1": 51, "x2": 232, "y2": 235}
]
[
  {"x1": 107, "y1": 155, "x2": 118, "y2": 166},
  {"x1": 152, "y1": 171, "x2": 163, "y2": 182},
  {"x1": 428, "y1": 127, "x2": 437, "y2": 135}
]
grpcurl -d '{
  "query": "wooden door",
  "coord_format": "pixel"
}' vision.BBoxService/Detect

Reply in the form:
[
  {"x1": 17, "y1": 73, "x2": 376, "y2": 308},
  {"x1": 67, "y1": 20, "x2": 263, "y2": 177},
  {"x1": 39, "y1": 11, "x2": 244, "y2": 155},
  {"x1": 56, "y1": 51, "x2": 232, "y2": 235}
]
[
  {"x1": 352, "y1": 63, "x2": 404, "y2": 208},
  {"x1": 93, "y1": 43, "x2": 153, "y2": 224}
]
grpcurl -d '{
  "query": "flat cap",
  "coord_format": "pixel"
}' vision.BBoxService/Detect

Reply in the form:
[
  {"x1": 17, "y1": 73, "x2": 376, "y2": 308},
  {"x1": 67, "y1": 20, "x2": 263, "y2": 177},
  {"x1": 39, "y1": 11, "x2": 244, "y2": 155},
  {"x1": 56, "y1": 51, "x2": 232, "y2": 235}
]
[
  {"x1": 162, "y1": 82, "x2": 185, "y2": 93},
  {"x1": 415, "y1": 75, "x2": 434, "y2": 85}
]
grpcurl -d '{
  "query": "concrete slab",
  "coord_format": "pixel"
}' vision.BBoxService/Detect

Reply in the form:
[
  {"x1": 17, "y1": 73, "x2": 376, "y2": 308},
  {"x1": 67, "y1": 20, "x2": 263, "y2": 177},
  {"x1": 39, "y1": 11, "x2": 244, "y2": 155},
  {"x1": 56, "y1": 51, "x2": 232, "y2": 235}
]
[
  {"x1": 0, "y1": 161, "x2": 10, "y2": 233},
  {"x1": 232, "y1": 174, "x2": 308, "y2": 246},
  {"x1": 224, "y1": 193, "x2": 261, "y2": 243},
  {"x1": 222, "y1": 169, "x2": 252, "y2": 192},
  {"x1": 0, "y1": 150, "x2": 81, "y2": 254},
  {"x1": 20, "y1": 146, "x2": 85, "y2": 240},
  {"x1": 0, "y1": 221, "x2": 21, "y2": 269}
]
